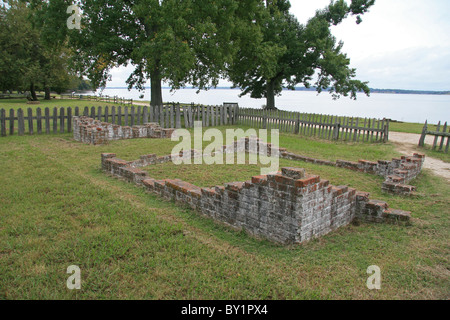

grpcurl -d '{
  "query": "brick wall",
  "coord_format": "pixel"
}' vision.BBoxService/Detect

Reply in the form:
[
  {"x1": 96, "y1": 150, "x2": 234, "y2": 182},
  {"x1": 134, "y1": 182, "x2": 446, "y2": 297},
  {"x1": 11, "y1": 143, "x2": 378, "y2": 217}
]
[
  {"x1": 101, "y1": 149, "x2": 412, "y2": 245},
  {"x1": 223, "y1": 136, "x2": 425, "y2": 196},
  {"x1": 73, "y1": 116, "x2": 175, "y2": 145},
  {"x1": 279, "y1": 142, "x2": 424, "y2": 196}
]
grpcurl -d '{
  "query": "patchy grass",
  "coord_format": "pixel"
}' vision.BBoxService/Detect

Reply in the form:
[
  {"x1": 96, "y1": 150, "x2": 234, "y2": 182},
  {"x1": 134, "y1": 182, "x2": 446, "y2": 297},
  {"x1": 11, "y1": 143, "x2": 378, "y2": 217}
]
[
  {"x1": 0, "y1": 98, "x2": 130, "y2": 112},
  {"x1": 416, "y1": 145, "x2": 450, "y2": 164},
  {"x1": 143, "y1": 152, "x2": 385, "y2": 193},
  {"x1": 389, "y1": 121, "x2": 440, "y2": 134},
  {"x1": 0, "y1": 129, "x2": 449, "y2": 300}
]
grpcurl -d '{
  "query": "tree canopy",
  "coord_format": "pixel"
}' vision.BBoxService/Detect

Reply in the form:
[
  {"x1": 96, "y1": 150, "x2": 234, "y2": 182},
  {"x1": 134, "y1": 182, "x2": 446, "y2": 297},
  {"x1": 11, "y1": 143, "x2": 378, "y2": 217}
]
[
  {"x1": 227, "y1": 0, "x2": 375, "y2": 109},
  {"x1": 0, "y1": 0, "x2": 75, "y2": 99},
  {"x1": 66, "y1": 0, "x2": 266, "y2": 107}
]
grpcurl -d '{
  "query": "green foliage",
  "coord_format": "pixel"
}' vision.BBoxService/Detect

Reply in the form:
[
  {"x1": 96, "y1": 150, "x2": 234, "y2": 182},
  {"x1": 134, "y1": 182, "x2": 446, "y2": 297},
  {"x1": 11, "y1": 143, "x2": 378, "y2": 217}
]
[
  {"x1": 0, "y1": 1, "x2": 75, "y2": 97},
  {"x1": 228, "y1": 0, "x2": 374, "y2": 109},
  {"x1": 68, "y1": 0, "x2": 266, "y2": 107},
  {"x1": 0, "y1": 130, "x2": 448, "y2": 299}
]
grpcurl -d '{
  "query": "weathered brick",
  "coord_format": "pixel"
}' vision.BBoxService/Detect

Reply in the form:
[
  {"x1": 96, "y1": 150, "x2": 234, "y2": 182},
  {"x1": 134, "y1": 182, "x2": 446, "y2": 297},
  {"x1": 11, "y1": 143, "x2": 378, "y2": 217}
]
[
  {"x1": 281, "y1": 167, "x2": 306, "y2": 179},
  {"x1": 252, "y1": 175, "x2": 268, "y2": 185},
  {"x1": 295, "y1": 175, "x2": 320, "y2": 188}
]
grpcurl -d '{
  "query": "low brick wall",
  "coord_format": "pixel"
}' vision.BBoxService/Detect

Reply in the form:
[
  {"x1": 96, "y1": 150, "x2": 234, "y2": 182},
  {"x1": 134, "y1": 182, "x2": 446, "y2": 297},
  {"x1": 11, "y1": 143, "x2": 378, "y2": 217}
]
[
  {"x1": 281, "y1": 147, "x2": 425, "y2": 196},
  {"x1": 73, "y1": 116, "x2": 175, "y2": 145},
  {"x1": 204, "y1": 136, "x2": 424, "y2": 196},
  {"x1": 101, "y1": 148, "x2": 412, "y2": 245}
]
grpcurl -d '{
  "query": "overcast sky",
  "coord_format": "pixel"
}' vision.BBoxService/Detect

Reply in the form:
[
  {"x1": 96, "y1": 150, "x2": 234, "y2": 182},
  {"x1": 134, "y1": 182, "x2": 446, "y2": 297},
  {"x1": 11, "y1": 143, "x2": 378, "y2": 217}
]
[{"x1": 107, "y1": 0, "x2": 450, "y2": 91}]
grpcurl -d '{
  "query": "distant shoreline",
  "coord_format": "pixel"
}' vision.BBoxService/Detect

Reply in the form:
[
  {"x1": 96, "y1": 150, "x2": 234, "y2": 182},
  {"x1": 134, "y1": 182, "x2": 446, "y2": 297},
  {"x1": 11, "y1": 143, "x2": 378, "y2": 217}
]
[{"x1": 102, "y1": 87, "x2": 450, "y2": 95}]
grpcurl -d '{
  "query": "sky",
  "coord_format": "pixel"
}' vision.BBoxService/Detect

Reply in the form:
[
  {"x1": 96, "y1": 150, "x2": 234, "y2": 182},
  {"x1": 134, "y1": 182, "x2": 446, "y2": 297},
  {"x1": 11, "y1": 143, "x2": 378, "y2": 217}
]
[{"x1": 107, "y1": 0, "x2": 450, "y2": 91}]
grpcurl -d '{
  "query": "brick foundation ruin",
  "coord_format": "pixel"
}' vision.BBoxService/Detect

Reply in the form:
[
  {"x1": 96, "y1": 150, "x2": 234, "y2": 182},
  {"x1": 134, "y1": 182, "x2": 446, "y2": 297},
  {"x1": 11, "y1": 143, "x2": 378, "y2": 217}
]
[
  {"x1": 100, "y1": 137, "x2": 416, "y2": 245},
  {"x1": 73, "y1": 116, "x2": 175, "y2": 145},
  {"x1": 281, "y1": 150, "x2": 425, "y2": 196}
]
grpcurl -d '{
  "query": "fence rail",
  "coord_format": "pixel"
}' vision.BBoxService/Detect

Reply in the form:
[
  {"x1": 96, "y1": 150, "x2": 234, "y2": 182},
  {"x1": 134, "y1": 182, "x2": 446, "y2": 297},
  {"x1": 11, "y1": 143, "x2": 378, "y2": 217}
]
[
  {"x1": 419, "y1": 120, "x2": 449, "y2": 153},
  {"x1": 237, "y1": 108, "x2": 390, "y2": 142},
  {"x1": 1, "y1": 104, "x2": 389, "y2": 143},
  {"x1": 0, "y1": 103, "x2": 239, "y2": 136},
  {"x1": 60, "y1": 93, "x2": 133, "y2": 105}
]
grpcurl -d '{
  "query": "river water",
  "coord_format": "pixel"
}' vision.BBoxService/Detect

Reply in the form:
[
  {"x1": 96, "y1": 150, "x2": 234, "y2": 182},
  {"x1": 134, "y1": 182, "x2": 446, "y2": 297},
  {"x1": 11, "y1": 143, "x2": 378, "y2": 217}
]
[{"x1": 88, "y1": 88, "x2": 449, "y2": 124}]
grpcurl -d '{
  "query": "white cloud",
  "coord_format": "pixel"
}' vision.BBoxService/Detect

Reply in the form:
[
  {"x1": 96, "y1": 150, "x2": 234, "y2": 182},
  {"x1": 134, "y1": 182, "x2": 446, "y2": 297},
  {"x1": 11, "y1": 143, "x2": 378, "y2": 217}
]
[
  {"x1": 290, "y1": 0, "x2": 450, "y2": 90},
  {"x1": 105, "y1": 0, "x2": 450, "y2": 91}
]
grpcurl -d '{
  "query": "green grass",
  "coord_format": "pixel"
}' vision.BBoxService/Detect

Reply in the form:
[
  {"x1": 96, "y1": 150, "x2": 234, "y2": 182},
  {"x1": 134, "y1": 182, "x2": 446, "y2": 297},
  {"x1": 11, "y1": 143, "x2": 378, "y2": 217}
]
[
  {"x1": 0, "y1": 129, "x2": 449, "y2": 300},
  {"x1": 143, "y1": 152, "x2": 386, "y2": 193},
  {"x1": 416, "y1": 145, "x2": 450, "y2": 163},
  {"x1": 0, "y1": 98, "x2": 130, "y2": 112},
  {"x1": 389, "y1": 121, "x2": 439, "y2": 134}
]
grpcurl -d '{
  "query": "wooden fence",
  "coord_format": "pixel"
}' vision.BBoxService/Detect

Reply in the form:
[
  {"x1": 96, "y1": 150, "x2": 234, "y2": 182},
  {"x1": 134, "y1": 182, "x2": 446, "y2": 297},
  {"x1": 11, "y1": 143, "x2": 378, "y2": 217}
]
[
  {"x1": 419, "y1": 120, "x2": 449, "y2": 153},
  {"x1": 1, "y1": 103, "x2": 390, "y2": 143},
  {"x1": 237, "y1": 108, "x2": 390, "y2": 142},
  {"x1": 60, "y1": 93, "x2": 133, "y2": 105},
  {"x1": 0, "y1": 103, "x2": 239, "y2": 136}
]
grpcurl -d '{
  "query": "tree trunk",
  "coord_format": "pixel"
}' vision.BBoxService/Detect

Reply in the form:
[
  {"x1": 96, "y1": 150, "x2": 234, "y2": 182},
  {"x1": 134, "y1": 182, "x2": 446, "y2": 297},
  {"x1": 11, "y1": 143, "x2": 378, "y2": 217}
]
[
  {"x1": 150, "y1": 67, "x2": 163, "y2": 109},
  {"x1": 30, "y1": 83, "x2": 38, "y2": 101},
  {"x1": 44, "y1": 86, "x2": 51, "y2": 100},
  {"x1": 265, "y1": 79, "x2": 276, "y2": 110}
]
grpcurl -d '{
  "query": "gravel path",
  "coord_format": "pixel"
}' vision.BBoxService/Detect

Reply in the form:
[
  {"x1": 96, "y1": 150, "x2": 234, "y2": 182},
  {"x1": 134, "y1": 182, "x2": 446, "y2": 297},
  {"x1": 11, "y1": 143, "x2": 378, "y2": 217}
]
[{"x1": 389, "y1": 132, "x2": 450, "y2": 181}]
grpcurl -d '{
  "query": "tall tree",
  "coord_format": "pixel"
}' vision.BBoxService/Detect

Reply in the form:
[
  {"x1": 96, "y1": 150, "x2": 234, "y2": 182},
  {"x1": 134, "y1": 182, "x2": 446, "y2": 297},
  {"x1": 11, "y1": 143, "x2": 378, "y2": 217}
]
[
  {"x1": 228, "y1": 0, "x2": 374, "y2": 110},
  {"x1": 0, "y1": 0, "x2": 74, "y2": 99},
  {"x1": 0, "y1": 1, "x2": 41, "y2": 97},
  {"x1": 67, "y1": 0, "x2": 266, "y2": 108}
]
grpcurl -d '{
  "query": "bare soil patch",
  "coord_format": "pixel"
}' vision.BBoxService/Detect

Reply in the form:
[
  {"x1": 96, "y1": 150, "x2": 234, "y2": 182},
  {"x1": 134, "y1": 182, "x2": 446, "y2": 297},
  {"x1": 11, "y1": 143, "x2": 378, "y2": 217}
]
[{"x1": 389, "y1": 132, "x2": 450, "y2": 181}]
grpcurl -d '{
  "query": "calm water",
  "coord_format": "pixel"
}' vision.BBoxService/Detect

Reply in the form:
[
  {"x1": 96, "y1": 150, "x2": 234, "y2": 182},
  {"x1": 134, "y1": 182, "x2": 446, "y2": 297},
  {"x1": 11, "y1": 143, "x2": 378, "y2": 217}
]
[{"x1": 89, "y1": 88, "x2": 449, "y2": 124}]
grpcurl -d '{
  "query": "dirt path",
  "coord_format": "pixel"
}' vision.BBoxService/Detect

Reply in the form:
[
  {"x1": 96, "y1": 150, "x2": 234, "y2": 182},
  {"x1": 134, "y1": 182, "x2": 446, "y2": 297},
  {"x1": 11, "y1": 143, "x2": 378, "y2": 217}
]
[{"x1": 389, "y1": 132, "x2": 450, "y2": 181}]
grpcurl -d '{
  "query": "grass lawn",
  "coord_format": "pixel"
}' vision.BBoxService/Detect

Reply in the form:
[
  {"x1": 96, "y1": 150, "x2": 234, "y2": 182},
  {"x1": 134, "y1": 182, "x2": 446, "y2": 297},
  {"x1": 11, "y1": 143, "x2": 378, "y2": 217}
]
[
  {"x1": 0, "y1": 128, "x2": 448, "y2": 300},
  {"x1": 0, "y1": 98, "x2": 132, "y2": 112},
  {"x1": 416, "y1": 146, "x2": 450, "y2": 163},
  {"x1": 388, "y1": 121, "x2": 438, "y2": 134}
]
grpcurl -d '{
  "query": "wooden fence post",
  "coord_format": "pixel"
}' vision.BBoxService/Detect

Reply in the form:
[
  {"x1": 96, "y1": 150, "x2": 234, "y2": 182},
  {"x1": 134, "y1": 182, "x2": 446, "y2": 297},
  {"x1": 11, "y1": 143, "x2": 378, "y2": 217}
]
[
  {"x1": 124, "y1": 106, "x2": 129, "y2": 126},
  {"x1": 439, "y1": 122, "x2": 448, "y2": 151},
  {"x1": 137, "y1": 106, "x2": 141, "y2": 125},
  {"x1": 0, "y1": 109, "x2": 6, "y2": 137},
  {"x1": 131, "y1": 106, "x2": 135, "y2": 126},
  {"x1": 27, "y1": 108, "x2": 33, "y2": 135},
  {"x1": 143, "y1": 106, "x2": 148, "y2": 124},
  {"x1": 67, "y1": 107, "x2": 72, "y2": 133},
  {"x1": 45, "y1": 108, "x2": 50, "y2": 134},
  {"x1": 175, "y1": 103, "x2": 181, "y2": 129},
  {"x1": 159, "y1": 105, "x2": 164, "y2": 127},
  {"x1": 52, "y1": 108, "x2": 58, "y2": 134},
  {"x1": 432, "y1": 121, "x2": 441, "y2": 150},
  {"x1": 18, "y1": 108, "x2": 25, "y2": 136},
  {"x1": 36, "y1": 108, "x2": 42, "y2": 134},
  {"x1": 294, "y1": 114, "x2": 300, "y2": 134},
  {"x1": 213, "y1": 106, "x2": 217, "y2": 127},
  {"x1": 170, "y1": 104, "x2": 175, "y2": 128},
  {"x1": 183, "y1": 105, "x2": 189, "y2": 128},
  {"x1": 9, "y1": 109, "x2": 14, "y2": 136},
  {"x1": 104, "y1": 106, "x2": 109, "y2": 123},
  {"x1": 333, "y1": 121, "x2": 340, "y2": 140},
  {"x1": 111, "y1": 106, "x2": 116, "y2": 124},
  {"x1": 384, "y1": 119, "x2": 390, "y2": 143},
  {"x1": 60, "y1": 107, "x2": 65, "y2": 133},
  {"x1": 263, "y1": 111, "x2": 267, "y2": 130},
  {"x1": 223, "y1": 104, "x2": 228, "y2": 125}
]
